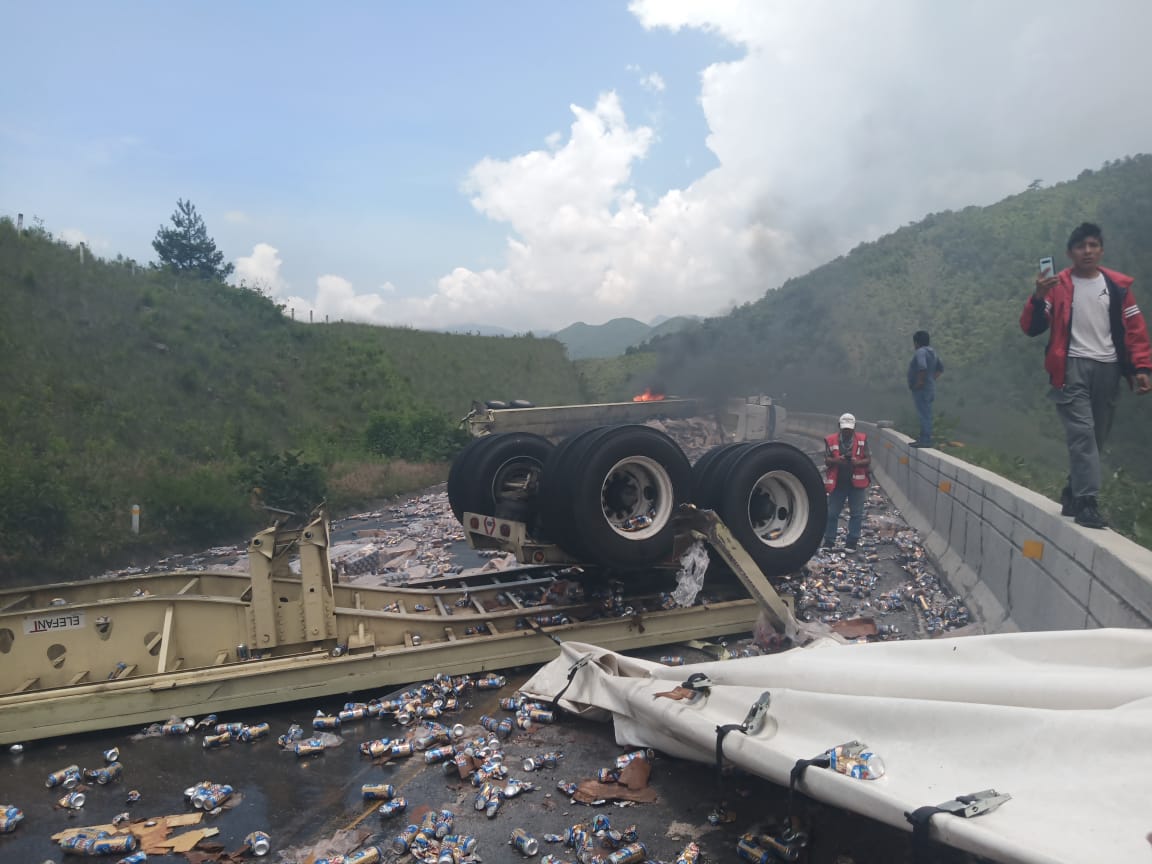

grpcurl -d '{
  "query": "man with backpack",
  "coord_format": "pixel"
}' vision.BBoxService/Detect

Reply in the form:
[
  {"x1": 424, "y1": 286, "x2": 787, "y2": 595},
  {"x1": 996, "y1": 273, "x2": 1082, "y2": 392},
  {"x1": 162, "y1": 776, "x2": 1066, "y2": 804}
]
[{"x1": 908, "y1": 330, "x2": 944, "y2": 448}]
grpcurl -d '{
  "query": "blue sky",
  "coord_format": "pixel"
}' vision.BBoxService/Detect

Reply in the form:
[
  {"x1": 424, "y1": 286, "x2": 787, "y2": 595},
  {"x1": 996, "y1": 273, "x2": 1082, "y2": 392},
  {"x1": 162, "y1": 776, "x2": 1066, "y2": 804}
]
[{"x1": 4, "y1": 2, "x2": 1152, "y2": 332}]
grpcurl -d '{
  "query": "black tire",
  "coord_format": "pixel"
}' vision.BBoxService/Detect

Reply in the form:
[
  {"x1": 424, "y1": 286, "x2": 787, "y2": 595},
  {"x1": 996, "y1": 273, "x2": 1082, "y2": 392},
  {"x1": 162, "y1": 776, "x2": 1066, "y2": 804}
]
[
  {"x1": 509, "y1": 399, "x2": 535, "y2": 409},
  {"x1": 563, "y1": 425, "x2": 691, "y2": 567},
  {"x1": 713, "y1": 442, "x2": 826, "y2": 577},
  {"x1": 448, "y1": 433, "x2": 554, "y2": 528},
  {"x1": 691, "y1": 442, "x2": 752, "y2": 510},
  {"x1": 485, "y1": 400, "x2": 509, "y2": 410},
  {"x1": 538, "y1": 426, "x2": 616, "y2": 556},
  {"x1": 448, "y1": 436, "x2": 490, "y2": 523}
]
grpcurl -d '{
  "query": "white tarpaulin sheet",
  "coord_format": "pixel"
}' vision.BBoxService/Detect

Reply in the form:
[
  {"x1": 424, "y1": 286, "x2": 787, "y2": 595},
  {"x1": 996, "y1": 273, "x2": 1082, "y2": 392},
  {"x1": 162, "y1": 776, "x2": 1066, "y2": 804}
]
[{"x1": 520, "y1": 629, "x2": 1152, "y2": 864}]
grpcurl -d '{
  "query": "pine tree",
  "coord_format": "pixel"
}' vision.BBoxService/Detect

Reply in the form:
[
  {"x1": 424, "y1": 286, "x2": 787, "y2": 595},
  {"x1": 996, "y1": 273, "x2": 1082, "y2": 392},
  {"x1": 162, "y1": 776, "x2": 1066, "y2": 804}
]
[{"x1": 152, "y1": 199, "x2": 234, "y2": 281}]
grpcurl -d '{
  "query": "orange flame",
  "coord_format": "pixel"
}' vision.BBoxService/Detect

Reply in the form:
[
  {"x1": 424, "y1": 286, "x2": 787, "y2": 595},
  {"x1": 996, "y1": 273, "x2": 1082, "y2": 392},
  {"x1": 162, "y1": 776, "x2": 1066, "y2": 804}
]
[{"x1": 632, "y1": 388, "x2": 666, "y2": 402}]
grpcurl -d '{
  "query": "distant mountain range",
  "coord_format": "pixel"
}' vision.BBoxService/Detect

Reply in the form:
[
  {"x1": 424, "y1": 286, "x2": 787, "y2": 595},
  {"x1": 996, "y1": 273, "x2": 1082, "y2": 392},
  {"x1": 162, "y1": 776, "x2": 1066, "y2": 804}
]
[{"x1": 550, "y1": 316, "x2": 699, "y2": 359}]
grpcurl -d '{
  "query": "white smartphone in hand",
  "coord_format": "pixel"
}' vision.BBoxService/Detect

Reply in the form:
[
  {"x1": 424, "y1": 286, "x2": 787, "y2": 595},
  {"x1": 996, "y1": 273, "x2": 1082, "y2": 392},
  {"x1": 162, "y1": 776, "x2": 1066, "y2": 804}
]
[{"x1": 1039, "y1": 256, "x2": 1055, "y2": 279}]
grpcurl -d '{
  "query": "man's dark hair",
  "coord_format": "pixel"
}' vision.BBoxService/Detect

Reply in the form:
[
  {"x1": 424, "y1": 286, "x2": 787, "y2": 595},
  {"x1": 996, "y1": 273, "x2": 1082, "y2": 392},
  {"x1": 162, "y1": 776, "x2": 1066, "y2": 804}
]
[
  {"x1": 913, "y1": 330, "x2": 930, "y2": 347},
  {"x1": 1067, "y1": 222, "x2": 1103, "y2": 250}
]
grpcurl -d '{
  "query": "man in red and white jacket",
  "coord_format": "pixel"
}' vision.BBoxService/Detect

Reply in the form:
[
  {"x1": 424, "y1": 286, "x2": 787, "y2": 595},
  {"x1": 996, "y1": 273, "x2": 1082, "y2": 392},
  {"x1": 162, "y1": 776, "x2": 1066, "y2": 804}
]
[
  {"x1": 1020, "y1": 222, "x2": 1152, "y2": 529},
  {"x1": 822, "y1": 413, "x2": 870, "y2": 551}
]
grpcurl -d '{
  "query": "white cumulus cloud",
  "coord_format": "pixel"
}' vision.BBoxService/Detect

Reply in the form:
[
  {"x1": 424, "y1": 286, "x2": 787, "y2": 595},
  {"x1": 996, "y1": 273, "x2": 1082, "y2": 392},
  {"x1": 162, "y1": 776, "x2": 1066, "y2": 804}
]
[
  {"x1": 235, "y1": 243, "x2": 287, "y2": 294},
  {"x1": 270, "y1": 0, "x2": 1152, "y2": 333}
]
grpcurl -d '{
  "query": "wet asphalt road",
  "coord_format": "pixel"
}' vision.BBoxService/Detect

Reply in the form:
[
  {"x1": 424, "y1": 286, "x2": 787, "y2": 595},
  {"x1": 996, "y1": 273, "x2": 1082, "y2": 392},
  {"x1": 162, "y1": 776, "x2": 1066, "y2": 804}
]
[{"x1": 1, "y1": 438, "x2": 977, "y2": 864}]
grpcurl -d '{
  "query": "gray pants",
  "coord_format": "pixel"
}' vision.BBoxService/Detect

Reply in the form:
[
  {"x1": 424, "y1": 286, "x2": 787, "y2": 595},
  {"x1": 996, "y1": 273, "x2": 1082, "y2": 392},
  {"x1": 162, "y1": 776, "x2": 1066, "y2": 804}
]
[{"x1": 1048, "y1": 357, "x2": 1122, "y2": 498}]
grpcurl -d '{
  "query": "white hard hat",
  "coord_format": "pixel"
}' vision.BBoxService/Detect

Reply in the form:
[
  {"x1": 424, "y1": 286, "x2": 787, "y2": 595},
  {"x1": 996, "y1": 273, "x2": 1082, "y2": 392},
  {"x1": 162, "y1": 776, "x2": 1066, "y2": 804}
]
[{"x1": 838, "y1": 413, "x2": 856, "y2": 429}]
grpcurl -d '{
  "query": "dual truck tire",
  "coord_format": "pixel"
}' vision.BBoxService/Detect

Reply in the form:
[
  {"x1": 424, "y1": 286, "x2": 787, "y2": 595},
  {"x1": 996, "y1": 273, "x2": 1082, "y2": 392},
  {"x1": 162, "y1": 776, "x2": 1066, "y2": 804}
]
[{"x1": 448, "y1": 425, "x2": 826, "y2": 578}]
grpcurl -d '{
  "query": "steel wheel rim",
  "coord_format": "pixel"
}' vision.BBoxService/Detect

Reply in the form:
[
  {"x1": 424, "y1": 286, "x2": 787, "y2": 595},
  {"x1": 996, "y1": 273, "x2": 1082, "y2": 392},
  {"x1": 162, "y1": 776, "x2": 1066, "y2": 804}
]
[
  {"x1": 745, "y1": 470, "x2": 809, "y2": 546},
  {"x1": 600, "y1": 455, "x2": 673, "y2": 540},
  {"x1": 490, "y1": 457, "x2": 544, "y2": 506}
]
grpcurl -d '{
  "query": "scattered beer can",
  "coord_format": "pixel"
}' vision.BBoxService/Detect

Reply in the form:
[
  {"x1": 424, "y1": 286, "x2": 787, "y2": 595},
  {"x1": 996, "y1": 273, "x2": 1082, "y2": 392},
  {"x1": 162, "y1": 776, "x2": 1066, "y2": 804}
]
[
  {"x1": 58, "y1": 791, "x2": 86, "y2": 809},
  {"x1": 203, "y1": 732, "x2": 232, "y2": 749},
  {"x1": 7, "y1": 744, "x2": 23, "y2": 754},
  {"x1": 116, "y1": 852, "x2": 148, "y2": 864},
  {"x1": 360, "y1": 738, "x2": 391, "y2": 758},
  {"x1": 112, "y1": 812, "x2": 131, "y2": 827},
  {"x1": 556, "y1": 780, "x2": 578, "y2": 796},
  {"x1": 736, "y1": 834, "x2": 773, "y2": 863},
  {"x1": 659, "y1": 655, "x2": 685, "y2": 666},
  {"x1": 0, "y1": 804, "x2": 24, "y2": 833},
  {"x1": 103, "y1": 747, "x2": 121, "y2": 763},
  {"x1": 389, "y1": 742, "x2": 413, "y2": 757},
  {"x1": 240, "y1": 722, "x2": 270, "y2": 741},
  {"x1": 527, "y1": 708, "x2": 554, "y2": 724},
  {"x1": 391, "y1": 825, "x2": 419, "y2": 854},
  {"x1": 46, "y1": 764, "x2": 81, "y2": 789},
  {"x1": 603, "y1": 842, "x2": 647, "y2": 864},
  {"x1": 476, "y1": 674, "x2": 506, "y2": 690},
  {"x1": 510, "y1": 827, "x2": 540, "y2": 856},
  {"x1": 614, "y1": 749, "x2": 654, "y2": 770},
  {"x1": 434, "y1": 809, "x2": 455, "y2": 838},
  {"x1": 294, "y1": 739, "x2": 326, "y2": 757},
  {"x1": 312, "y1": 714, "x2": 340, "y2": 731},
  {"x1": 91, "y1": 834, "x2": 138, "y2": 854},
  {"x1": 244, "y1": 830, "x2": 272, "y2": 856},
  {"x1": 361, "y1": 784, "x2": 396, "y2": 801},
  {"x1": 126, "y1": 790, "x2": 142, "y2": 803},
  {"x1": 344, "y1": 846, "x2": 382, "y2": 864},
  {"x1": 377, "y1": 798, "x2": 408, "y2": 818},
  {"x1": 596, "y1": 768, "x2": 620, "y2": 784},
  {"x1": 676, "y1": 840, "x2": 702, "y2": 864}
]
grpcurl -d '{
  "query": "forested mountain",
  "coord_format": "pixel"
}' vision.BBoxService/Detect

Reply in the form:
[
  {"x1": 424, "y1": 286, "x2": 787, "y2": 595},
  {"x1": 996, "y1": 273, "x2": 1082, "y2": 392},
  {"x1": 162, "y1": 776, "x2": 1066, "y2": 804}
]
[
  {"x1": 642, "y1": 156, "x2": 1152, "y2": 481},
  {"x1": 0, "y1": 220, "x2": 584, "y2": 580},
  {"x1": 553, "y1": 315, "x2": 697, "y2": 359}
]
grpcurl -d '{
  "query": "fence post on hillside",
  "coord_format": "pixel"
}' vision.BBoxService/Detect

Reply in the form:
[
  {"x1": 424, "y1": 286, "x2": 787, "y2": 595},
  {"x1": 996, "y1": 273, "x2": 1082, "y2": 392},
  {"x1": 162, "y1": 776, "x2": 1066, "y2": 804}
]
[
  {"x1": 78, "y1": 243, "x2": 85, "y2": 265},
  {"x1": 16, "y1": 213, "x2": 23, "y2": 231},
  {"x1": 131, "y1": 504, "x2": 140, "y2": 535}
]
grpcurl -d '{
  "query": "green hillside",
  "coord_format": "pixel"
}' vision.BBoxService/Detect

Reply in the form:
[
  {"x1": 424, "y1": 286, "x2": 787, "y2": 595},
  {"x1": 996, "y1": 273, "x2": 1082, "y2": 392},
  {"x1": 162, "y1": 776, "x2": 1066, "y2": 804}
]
[
  {"x1": 640, "y1": 154, "x2": 1152, "y2": 536},
  {"x1": 553, "y1": 317, "x2": 652, "y2": 359},
  {"x1": 0, "y1": 219, "x2": 584, "y2": 581}
]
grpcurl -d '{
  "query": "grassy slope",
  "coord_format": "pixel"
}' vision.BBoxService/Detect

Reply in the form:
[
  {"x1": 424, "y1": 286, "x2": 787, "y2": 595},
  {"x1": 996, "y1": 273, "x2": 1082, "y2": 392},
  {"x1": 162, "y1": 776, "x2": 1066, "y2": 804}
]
[{"x1": 0, "y1": 221, "x2": 586, "y2": 579}]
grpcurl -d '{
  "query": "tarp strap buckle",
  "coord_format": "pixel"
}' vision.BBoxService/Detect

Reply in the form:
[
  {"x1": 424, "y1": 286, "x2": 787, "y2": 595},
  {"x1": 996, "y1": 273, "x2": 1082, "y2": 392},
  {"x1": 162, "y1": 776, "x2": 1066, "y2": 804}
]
[
  {"x1": 786, "y1": 753, "x2": 831, "y2": 823},
  {"x1": 549, "y1": 653, "x2": 592, "y2": 710},
  {"x1": 711, "y1": 692, "x2": 773, "y2": 820},
  {"x1": 906, "y1": 789, "x2": 1011, "y2": 862}
]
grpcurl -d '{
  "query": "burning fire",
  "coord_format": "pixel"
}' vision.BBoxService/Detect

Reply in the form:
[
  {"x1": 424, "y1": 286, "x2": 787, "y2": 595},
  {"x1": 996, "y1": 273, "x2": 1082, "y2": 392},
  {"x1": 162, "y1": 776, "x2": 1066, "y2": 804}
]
[{"x1": 632, "y1": 388, "x2": 666, "y2": 402}]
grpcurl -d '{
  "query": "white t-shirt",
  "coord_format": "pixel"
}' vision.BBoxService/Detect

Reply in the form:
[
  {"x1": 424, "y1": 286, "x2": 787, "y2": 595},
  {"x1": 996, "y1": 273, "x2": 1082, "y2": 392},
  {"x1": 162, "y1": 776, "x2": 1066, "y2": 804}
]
[{"x1": 1068, "y1": 272, "x2": 1118, "y2": 363}]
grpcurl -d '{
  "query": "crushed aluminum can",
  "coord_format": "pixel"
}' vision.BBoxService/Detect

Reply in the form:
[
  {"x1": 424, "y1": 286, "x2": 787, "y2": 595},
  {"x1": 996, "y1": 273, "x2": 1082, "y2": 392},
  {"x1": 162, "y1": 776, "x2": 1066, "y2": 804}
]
[
  {"x1": 111, "y1": 811, "x2": 132, "y2": 827},
  {"x1": 360, "y1": 738, "x2": 392, "y2": 758},
  {"x1": 510, "y1": 827, "x2": 540, "y2": 856},
  {"x1": 527, "y1": 708, "x2": 554, "y2": 724},
  {"x1": 245, "y1": 830, "x2": 272, "y2": 856},
  {"x1": 0, "y1": 804, "x2": 24, "y2": 833},
  {"x1": 338, "y1": 706, "x2": 367, "y2": 723},
  {"x1": 450, "y1": 723, "x2": 466, "y2": 740},
  {"x1": 58, "y1": 791, "x2": 86, "y2": 809},
  {"x1": 476, "y1": 674, "x2": 506, "y2": 689},
  {"x1": 344, "y1": 846, "x2": 383, "y2": 864},
  {"x1": 543, "y1": 833, "x2": 564, "y2": 843},
  {"x1": 603, "y1": 842, "x2": 646, "y2": 864},
  {"x1": 389, "y1": 742, "x2": 413, "y2": 757},
  {"x1": 161, "y1": 719, "x2": 191, "y2": 736},
  {"x1": 499, "y1": 697, "x2": 523, "y2": 711},
  {"x1": 126, "y1": 790, "x2": 142, "y2": 803},
  {"x1": 361, "y1": 784, "x2": 396, "y2": 801},
  {"x1": 436, "y1": 846, "x2": 460, "y2": 864},
  {"x1": 419, "y1": 810, "x2": 438, "y2": 835},
  {"x1": 203, "y1": 732, "x2": 232, "y2": 749},
  {"x1": 191, "y1": 783, "x2": 233, "y2": 810},
  {"x1": 434, "y1": 809, "x2": 455, "y2": 838},
  {"x1": 675, "y1": 840, "x2": 702, "y2": 863},
  {"x1": 659, "y1": 655, "x2": 685, "y2": 666},
  {"x1": 391, "y1": 824, "x2": 419, "y2": 854},
  {"x1": 103, "y1": 747, "x2": 121, "y2": 763},
  {"x1": 556, "y1": 780, "x2": 578, "y2": 796},
  {"x1": 116, "y1": 852, "x2": 148, "y2": 864},
  {"x1": 46, "y1": 764, "x2": 81, "y2": 788},
  {"x1": 614, "y1": 749, "x2": 653, "y2": 770},
  {"x1": 312, "y1": 714, "x2": 340, "y2": 731},
  {"x1": 377, "y1": 798, "x2": 408, "y2": 818},
  {"x1": 591, "y1": 813, "x2": 610, "y2": 833},
  {"x1": 596, "y1": 768, "x2": 620, "y2": 783}
]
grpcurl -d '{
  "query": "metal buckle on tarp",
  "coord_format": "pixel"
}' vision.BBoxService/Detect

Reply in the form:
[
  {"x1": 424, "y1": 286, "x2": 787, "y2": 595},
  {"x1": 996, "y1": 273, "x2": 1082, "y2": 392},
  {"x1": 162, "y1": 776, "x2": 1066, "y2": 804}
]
[{"x1": 906, "y1": 789, "x2": 1011, "y2": 861}]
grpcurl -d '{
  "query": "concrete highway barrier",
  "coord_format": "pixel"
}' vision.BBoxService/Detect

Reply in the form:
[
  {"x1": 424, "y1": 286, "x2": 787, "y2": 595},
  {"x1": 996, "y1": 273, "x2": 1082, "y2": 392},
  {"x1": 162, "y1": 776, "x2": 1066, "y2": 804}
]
[{"x1": 787, "y1": 412, "x2": 1152, "y2": 632}]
